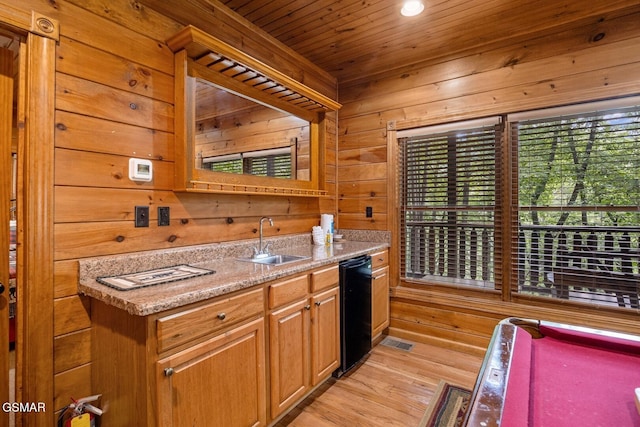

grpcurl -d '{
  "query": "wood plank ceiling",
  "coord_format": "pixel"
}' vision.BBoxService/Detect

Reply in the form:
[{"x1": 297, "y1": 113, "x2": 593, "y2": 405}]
[{"x1": 148, "y1": 0, "x2": 640, "y2": 85}]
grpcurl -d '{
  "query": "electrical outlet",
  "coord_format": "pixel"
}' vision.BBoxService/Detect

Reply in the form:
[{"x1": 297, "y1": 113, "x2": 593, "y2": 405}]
[
  {"x1": 135, "y1": 206, "x2": 149, "y2": 227},
  {"x1": 158, "y1": 206, "x2": 170, "y2": 226},
  {"x1": 366, "y1": 206, "x2": 373, "y2": 218}
]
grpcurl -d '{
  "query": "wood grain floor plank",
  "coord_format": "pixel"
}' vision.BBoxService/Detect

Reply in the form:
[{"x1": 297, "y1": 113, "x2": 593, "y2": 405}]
[{"x1": 275, "y1": 336, "x2": 484, "y2": 426}]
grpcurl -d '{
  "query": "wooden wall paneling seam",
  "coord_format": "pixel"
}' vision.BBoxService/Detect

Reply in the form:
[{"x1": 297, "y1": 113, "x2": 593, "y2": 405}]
[
  {"x1": 55, "y1": 36, "x2": 174, "y2": 104},
  {"x1": 53, "y1": 260, "x2": 80, "y2": 299},
  {"x1": 338, "y1": 199, "x2": 387, "y2": 215},
  {"x1": 53, "y1": 329, "x2": 91, "y2": 374},
  {"x1": 55, "y1": 73, "x2": 175, "y2": 133},
  {"x1": 17, "y1": 0, "x2": 174, "y2": 75},
  {"x1": 53, "y1": 187, "x2": 320, "y2": 223},
  {"x1": 53, "y1": 215, "x2": 323, "y2": 260},
  {"x1": 390, "y1": 300, "x2": 500, "y2": 339},
  {"x1": 337, "y1": 181, "x2": 388, "y2": 199},
  {"x1": 338, "y1": 34, "x2": 640, "y2": 135},
  {"x1": 61, "y1": 0, "x2": 184, "y2": 51},
  {"x1": 53, "y1": 296, "x2": 91, "y2": 337},
  {"x1": 337, "y1": 214, "x2": 387, "y2": 231},
  {"x1": 338, "y1": 146, "x2": 387, "y2": 166},
  {"x1": 54, "y1": 111, "x2": 175, "y2": 161},
  {"x1": 391, "y1": 287, "x2": 640, "y2": 339},
  {"x1": 338, "y1": 129, "x2": 387, "y2": 152},
  {"x1": 0, "y1": 3, "x2": 31, "y2": 32},
  {"x1": 54, "y1": 149, "x2": 174, "y2": 190},
  {"x1": 53, "y1": 364, "x2": 92, "y2": 414},
  {"x1": 339, "y1": 59, "x2": 640, "y2": 137}
]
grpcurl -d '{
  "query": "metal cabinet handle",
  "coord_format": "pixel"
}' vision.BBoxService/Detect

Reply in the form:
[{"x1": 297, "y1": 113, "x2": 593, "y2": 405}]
[
  {"x1": 304, "y1": 305, "x2": 311, "y2": 310},
  {"x1": 372, "y1": 273, "x2": 387, "y2": 280},
  {"x1": 217, "y1": 312, "x2": 226, "y2": 320},
  {"x1": 0, "y1": 282, "x2": 4, "y2": 294},
  {"x1": 315, "y1": 301, "x2": 321, "y2": 306},
  {"x1": 164, "y1": 368, "x2": 174, "y2": 377}
]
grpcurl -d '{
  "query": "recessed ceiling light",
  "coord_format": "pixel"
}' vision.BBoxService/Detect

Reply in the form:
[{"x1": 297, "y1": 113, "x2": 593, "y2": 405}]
[{"x1": 401, "y1": 0, "x2": 424, "y2": 17}]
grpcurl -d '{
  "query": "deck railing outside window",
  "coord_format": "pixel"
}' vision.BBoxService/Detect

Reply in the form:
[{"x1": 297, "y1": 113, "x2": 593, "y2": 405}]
[{"x1": 517, "y1": 224, "x2": 639, "y2": 307}]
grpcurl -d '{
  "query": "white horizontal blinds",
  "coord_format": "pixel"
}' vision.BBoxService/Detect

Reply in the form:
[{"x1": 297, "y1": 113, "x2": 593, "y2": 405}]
[
  {"x1": 513, "y1": 103, "x2": 640, "y2": 308},
  {"x1": 399, "y1": 119, "x2": 501, "y2": 288}
]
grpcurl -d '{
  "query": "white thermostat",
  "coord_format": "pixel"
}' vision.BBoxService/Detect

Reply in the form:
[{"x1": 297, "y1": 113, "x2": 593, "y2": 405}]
[{"x1": 129, "y1": 158, "x2": 153, "y2": 182}]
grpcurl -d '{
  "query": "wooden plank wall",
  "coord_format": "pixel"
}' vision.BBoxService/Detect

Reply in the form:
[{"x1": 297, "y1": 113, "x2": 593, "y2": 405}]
[
  {"x1": 10, "y1": 0, "x2": 337, "y2": 419},
  {"x1": 338, "y1": 6, "x2": 640, "y2": 348}
]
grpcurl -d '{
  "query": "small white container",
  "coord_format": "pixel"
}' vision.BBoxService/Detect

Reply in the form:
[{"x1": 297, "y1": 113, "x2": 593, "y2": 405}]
[{"x1": 312, "y1": 231, "x2": 325, "y2": 245}]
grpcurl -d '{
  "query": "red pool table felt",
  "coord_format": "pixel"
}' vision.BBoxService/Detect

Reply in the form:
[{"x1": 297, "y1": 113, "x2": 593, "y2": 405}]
[{"x1": 467, "y1": 318, "x2": 640, "y2": 426}]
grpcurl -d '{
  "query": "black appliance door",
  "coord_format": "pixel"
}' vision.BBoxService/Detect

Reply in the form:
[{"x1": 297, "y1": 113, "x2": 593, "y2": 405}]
[{"x1": 339, "y1": 255, "x2": 372, "y2": 374}]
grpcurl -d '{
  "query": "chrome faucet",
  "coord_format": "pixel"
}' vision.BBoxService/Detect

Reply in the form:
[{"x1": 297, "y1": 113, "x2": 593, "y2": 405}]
[{"x1": 254, "y1": 217, "x2": 274, "y2": 259}]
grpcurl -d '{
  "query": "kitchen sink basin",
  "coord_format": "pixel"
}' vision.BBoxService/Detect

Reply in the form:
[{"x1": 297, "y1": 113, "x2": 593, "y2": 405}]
[{"x1": 238, "y1": 254, "x2": 310, "y2": 265}]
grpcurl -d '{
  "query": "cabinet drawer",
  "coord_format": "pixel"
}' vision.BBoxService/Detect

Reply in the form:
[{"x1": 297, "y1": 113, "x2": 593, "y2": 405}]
[
  {"x1": 310, "y1": 265, "x2": 339, "y2": 293},
  {"x1": 371, "y1": 250, "x2": 388, "y2": 269},
  {"x1": 268, "y1": 275, "x2": 309, "y2": 309},
  {"x1": 156, "y1": 287, "x2": 263, "y2": 353}
]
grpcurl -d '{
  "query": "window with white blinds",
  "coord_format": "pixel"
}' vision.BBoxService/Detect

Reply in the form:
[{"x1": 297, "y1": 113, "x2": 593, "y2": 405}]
[
  {"x1": 513, "y1": 103, "x2": 640, "y2": 308},
  {"x1": 204, "y1": 148, "x2": 292, "y2": 179},
  {"x1": 399, "y1": 119, "x2": 502, "y2": 288}
]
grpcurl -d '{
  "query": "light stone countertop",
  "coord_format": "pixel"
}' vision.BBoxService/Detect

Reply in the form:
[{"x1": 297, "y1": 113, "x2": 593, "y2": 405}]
[{"x1": 78, "y1": 233, "x2": 389, "y2": 316}]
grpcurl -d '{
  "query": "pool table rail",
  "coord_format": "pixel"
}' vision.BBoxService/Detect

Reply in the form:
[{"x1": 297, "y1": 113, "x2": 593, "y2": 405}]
[{"x1": 464, "y1": 318, "x2": 519, "y2": 426}]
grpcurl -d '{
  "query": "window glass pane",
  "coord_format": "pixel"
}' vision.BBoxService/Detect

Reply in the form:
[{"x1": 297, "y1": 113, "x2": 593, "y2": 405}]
[
  {"x1": 245, "y1": 153, "x2": 291, "y2": 178},
  {"x1": 209, "y1": 159, "x2": 242, "y2": 174},
  {"x1": 204, "y1": 151, "x2": 292, "y2": 178},
  {"x1": 514, "y1": 105, "x2": 640, "y2": 308},
  {"x1": 399, "y1": 121, "x2": 500, "y2": 289}
]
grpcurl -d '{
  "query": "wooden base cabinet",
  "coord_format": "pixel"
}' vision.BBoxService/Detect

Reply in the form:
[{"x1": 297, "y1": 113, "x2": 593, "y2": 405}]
[
  {"x1": 90, "y1": 262, "x2": 345, "y2": 427},
  {"x1": 157, "y1": 318, "x2": 266, "y2": 427},
  {"x1": 269, "y1": 294, "x2": 310, "y2": 417},
  {"x1": 267, "y1": 266, "x2": 340, "y2": 420},
  {"x1": 91, "y1": 287, "x2": 266, "y2": 427},
  {"x1": 371, "y1": 250, "x2": 390, "y2": 340},
  {"x1": 310, "y1": 286, "x2": 340, "y2": 386}
]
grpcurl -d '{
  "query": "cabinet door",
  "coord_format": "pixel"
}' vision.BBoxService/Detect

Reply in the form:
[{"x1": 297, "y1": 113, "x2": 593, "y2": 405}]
[
  {"x1": 311, "y1": 286, "x2": 340, "y2": 385},
  {"x1": 157, "y1": 318, "x2": 266, "y2": 427},
  {"x1": 372, "y1": 266, "x2": 389, "y2": 339},
  {"x1": 269, "y1": 299, "x2": 310, "y2": 418}
]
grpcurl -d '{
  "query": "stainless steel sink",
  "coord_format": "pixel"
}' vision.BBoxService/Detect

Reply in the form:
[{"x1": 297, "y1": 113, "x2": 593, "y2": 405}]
[{"x1": 238, "y1": 254, "x2": 310, "y2": 265}]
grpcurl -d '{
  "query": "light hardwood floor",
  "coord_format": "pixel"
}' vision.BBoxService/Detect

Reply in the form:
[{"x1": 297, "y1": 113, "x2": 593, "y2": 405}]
[{"x1": 276, "y1": 337, "x2": 484, "y2": 426}]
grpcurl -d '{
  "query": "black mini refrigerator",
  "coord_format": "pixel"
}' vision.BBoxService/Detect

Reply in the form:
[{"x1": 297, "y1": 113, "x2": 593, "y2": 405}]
[{"x1": 335, "y1": 255, "x2": 372, "y2": 376}]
